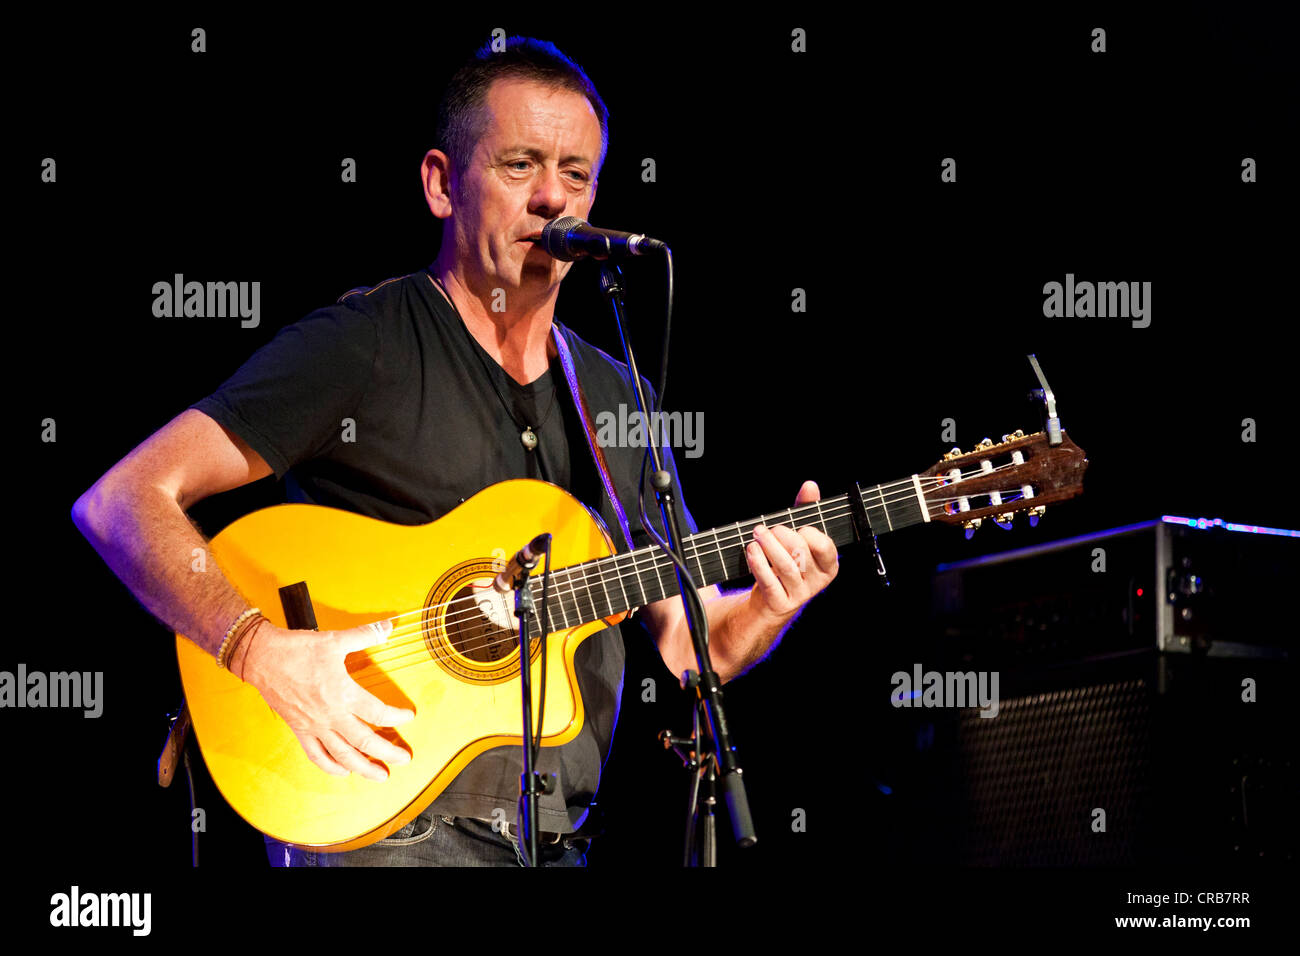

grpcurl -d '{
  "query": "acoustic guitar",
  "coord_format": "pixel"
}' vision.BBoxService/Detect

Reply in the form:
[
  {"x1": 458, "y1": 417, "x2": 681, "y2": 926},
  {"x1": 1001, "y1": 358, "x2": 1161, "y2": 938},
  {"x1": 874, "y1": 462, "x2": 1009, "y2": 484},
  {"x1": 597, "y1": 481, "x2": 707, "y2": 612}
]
[{"x1": 176, "y1": 428, "x2": 1088, "y2": 849}]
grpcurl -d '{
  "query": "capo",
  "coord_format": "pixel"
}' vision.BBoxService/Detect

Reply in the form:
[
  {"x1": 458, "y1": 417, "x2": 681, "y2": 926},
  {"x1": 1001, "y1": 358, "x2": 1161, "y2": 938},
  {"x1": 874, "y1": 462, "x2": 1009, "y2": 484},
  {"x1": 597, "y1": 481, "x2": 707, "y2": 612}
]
[{"x1": 848, "y1": 482, "x2": 891, "y2": 588}]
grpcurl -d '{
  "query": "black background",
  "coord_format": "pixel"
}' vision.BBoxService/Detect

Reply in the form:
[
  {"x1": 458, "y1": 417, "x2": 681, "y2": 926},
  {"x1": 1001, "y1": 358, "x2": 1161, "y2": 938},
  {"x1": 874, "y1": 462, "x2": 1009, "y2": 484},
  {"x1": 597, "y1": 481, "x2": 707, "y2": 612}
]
[{"x1": 11, "y1": 3, "x2": 1297, "y2": 940}]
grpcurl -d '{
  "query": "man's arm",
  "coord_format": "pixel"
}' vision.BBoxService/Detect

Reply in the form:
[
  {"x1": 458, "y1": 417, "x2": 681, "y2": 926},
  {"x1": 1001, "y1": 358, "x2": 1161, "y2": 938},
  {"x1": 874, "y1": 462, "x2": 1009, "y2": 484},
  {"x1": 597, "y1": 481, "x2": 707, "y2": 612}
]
[
  {"x1": 72, "y1": 409, "x2": 273, "y2": 656},
  {"x1": 71, "y1": 408, "x2": 413, "y2": 780},
  {"x1": 639, "y1": 480, "x2": 839, "y2": 683}
]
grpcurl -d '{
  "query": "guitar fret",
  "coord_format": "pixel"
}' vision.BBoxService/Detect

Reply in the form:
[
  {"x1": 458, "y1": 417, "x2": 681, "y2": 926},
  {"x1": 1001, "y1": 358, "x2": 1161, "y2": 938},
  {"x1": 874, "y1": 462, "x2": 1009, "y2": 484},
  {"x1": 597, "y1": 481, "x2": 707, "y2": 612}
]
[
  {"x1": 882, "y1": 480, "x2": 923, "y2": 530},
  {"x1": 544, "y1": 570, "x2": 561, "y2": 626},
  {"x1": 648, "y1": 551, "x2": 669, "y2": 602},
  {"x1": 738, "y1": 519, "x2": 752, "y2": 579},
  {"x1": 712, "y1": 527, "x2": 726, "y2": 583},
  {"x1": 563, "y1": 567, "x2": 584, "y2": 626},
  {"x1": 859, "y1": 486, "x2": 883, "y2": 532},
  {"x1": 874, "y1": 486, "x2": 894, "y2": 531},
  {"x1": 539, "y1": 574, "x2": 559, "y2": 629},
  {"x1": 551, "y1": 581, "x2": 570, "y2": 630},
  {"x1": 657, "y1": 550, "x2": 675, "y2": 601},
  {"x1": 545, "y1": 569, "x2": 565, "y2": 628},
  {"x1": 628, "y1": 551, "x2": 652, "y2": 605},
  {"x1": 611, "y1": 552, "x2": 631, "y2": 612},
  {"x1": 592, "y1": 557, "x2": 613, "y2": 619},
  {"x1": 577, "y1": 561, "x2": 599, "y2": 623},
  {"x1": 570, "y1": 561, "x2": 589, "y2": 622},
  {"x1": 624, "y1": 552, "x2": 648, "y2": 608},
  {"x1": 690, "y1": 536, "x2": 707, "y2": 588}
]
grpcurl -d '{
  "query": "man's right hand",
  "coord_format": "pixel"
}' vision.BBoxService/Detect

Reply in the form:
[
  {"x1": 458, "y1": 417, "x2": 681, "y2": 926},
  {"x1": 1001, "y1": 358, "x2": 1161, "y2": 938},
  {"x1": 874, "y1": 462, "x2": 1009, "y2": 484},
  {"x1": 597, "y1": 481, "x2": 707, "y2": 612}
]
[{"x1": 235, "y1": 618, "x2": 415, "y2": 781}]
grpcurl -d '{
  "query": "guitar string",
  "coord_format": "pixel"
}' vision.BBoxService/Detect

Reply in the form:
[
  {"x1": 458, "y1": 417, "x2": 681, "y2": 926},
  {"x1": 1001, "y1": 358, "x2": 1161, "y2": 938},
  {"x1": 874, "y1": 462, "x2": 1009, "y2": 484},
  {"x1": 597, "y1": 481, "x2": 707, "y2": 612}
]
[
  {"x1": 344, "y1": 482, "x2": 1036, "y2": 681},
  {"x1": 338, "y1": 465, "x2": 1030, "y2": 670},
  {"x1": 357, "y1": 473, "x2": 1008, "y2": 652},
  {"x1": 350, "y1": 485, "x2": 1040, "y2": 688},
  {"x1": 231, "y1": 465, "x2": 1023, "y2": 679},
  {"x1": 322, "y1": 478, "x2": 936, "y2": 650},
  {"x1": 358, "y1": 461, "x2": 1022, "y2": 644},
  {"x1": 351, "y1": 489, "x2": 1037, "y2": 688},
  {"x1": 340, "y1": 460, "x2": 998, "y2": 639},
  {"x1": 360, "y1": 476, "x2": 1029, "y2": 668}
]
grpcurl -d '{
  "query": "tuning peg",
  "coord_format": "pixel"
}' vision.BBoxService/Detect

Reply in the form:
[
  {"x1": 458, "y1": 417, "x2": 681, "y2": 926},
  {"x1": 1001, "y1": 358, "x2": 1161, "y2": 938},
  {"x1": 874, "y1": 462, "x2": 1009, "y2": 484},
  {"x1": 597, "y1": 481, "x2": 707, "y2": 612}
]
[
  {"x1": 963, "y1": 517, "x2": 982, "y2": 539},
  {"x1": 976, "y1": 437, "x2": 994, "y2": 450},
  {"x1": 1028, "y1": 504, "x2": 1045, "y2": 527},
  {"x1": 994, "y1": 513, "x2": 1015, "y2": 530},
  {"x1": 942, "y1": 446, "x2": 963, "y2": 461}
]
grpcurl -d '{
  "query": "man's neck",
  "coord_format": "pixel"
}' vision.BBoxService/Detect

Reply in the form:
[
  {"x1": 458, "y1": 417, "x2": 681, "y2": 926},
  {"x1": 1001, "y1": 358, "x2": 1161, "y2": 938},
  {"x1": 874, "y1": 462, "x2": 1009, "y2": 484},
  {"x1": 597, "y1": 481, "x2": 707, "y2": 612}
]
[{"x1": 429, "y1": 264, "x2": 559, "y2": 385}]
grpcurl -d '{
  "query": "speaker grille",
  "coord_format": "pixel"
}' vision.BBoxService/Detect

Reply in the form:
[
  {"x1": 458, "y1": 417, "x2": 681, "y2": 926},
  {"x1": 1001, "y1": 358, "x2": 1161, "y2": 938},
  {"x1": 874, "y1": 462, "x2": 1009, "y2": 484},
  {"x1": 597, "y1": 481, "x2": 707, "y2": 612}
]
[{"x1": 949, "y1": 678, "x2": 1153, "y2": 865}]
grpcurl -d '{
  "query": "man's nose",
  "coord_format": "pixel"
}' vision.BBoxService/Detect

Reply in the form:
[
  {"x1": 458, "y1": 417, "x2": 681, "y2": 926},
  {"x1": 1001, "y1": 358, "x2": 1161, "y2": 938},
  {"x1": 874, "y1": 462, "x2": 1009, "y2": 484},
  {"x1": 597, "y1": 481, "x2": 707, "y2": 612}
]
[{"x1": 529, "y1": 166, "x2": 568, "y2": 219}]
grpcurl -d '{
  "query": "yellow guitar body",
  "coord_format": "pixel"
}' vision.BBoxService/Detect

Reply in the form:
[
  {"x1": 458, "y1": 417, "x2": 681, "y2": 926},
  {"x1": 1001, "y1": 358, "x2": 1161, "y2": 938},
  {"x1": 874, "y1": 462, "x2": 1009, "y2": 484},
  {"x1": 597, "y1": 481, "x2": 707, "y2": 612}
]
[{"x1": 175, "y1": 479, "x2": 625, "y2": 851}]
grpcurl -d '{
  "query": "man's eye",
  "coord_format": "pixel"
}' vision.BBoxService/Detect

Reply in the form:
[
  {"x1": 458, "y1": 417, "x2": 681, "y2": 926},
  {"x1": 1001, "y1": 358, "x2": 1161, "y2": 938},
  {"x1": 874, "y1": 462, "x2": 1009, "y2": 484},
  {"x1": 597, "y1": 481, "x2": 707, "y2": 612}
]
[{"x1": 509, "y1": 161, "x2": 531, "y2": 171}]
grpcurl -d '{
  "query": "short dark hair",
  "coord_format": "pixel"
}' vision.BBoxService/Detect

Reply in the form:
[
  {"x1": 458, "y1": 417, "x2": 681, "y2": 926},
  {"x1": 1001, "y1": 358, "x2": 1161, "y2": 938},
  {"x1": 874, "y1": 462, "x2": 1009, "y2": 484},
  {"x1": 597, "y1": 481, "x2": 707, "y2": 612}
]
[{"x1": 434, "y1": 36, "x2": 610, "y2": 184}]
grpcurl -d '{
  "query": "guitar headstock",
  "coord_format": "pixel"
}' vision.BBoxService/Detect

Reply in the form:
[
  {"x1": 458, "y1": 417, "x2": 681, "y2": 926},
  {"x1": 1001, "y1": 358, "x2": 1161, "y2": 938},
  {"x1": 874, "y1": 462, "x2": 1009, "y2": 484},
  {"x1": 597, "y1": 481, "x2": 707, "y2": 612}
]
[{"x1": 919, "y1": 429, "x2": 1088, "y2": 529}]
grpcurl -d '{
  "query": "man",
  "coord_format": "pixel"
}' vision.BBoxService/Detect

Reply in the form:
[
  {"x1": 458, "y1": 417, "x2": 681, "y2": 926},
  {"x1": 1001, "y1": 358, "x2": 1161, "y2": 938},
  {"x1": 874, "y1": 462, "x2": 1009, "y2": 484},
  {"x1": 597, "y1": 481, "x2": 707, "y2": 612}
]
[{"x1": 71, "y1": 36, "x2": 838, "y2": 866}]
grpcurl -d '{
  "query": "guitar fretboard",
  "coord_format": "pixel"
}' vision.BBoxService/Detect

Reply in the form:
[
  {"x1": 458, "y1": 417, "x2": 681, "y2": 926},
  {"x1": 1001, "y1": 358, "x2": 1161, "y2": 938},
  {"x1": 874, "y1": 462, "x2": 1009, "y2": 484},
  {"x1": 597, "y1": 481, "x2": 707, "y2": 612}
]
[{"x1": 529, "y1": 478, "x2": 930, "y2": 629}]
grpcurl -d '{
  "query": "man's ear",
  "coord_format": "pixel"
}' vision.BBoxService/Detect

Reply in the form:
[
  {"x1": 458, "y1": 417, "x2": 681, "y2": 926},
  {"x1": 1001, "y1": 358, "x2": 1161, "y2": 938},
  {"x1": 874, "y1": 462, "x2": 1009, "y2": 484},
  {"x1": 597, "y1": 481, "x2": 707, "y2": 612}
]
[{"x1": 421, "y1": 149, "x2": 454, "y2": 220}]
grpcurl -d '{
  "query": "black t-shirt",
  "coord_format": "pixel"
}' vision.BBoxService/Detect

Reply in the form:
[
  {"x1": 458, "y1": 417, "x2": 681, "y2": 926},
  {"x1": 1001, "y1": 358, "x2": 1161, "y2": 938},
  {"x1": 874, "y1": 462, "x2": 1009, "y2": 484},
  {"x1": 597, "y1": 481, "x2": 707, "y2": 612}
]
[{"x1": 191, "y1": 268, "x2": 697, "y2": 832}]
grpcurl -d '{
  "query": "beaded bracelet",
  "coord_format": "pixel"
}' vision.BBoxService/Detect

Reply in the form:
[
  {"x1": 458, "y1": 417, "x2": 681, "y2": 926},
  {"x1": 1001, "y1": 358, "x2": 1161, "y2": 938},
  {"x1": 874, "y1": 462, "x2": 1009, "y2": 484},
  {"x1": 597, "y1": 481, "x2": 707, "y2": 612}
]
[
  {"x1": 224, "y1": 613, "x2": 266, "y2": 680},
  {"x1": 216, "y1": 607, "x2": 261, "y2": 670}
]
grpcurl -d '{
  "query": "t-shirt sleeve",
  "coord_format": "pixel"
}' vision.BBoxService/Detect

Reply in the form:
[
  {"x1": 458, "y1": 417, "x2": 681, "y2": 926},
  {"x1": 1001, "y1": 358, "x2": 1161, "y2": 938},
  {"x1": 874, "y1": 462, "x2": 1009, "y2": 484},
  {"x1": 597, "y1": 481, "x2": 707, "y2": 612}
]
[{"x1": 189, "y1": 303, "x2": 380, "y2": 478}]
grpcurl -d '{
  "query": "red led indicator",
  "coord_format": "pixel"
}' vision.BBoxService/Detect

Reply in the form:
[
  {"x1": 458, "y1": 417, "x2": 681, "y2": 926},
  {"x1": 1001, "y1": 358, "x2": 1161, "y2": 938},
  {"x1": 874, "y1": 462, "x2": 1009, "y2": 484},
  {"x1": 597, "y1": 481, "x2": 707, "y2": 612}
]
[{"x1": 1136, "y1": 588, "x2": 1144, "y2": 597}]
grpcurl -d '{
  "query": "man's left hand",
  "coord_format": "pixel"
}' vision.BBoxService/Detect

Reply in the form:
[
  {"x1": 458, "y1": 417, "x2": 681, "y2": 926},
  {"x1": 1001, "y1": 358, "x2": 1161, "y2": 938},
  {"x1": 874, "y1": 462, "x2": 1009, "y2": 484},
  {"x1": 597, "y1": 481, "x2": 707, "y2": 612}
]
[{"x1": 744, "y1": 480, "x2": 839, "y2": 622}]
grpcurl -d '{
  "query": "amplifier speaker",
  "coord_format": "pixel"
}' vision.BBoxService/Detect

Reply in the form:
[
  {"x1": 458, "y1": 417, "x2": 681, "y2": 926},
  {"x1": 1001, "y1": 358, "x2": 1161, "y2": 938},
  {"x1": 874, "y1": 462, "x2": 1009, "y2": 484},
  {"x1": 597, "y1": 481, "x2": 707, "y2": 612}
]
[
  {"x1": 903, "y1": 516, "x2": 1297, "y2": 865},
  {"x1": 905, "y1": 647, "x2": 1295, "y2": 866}
]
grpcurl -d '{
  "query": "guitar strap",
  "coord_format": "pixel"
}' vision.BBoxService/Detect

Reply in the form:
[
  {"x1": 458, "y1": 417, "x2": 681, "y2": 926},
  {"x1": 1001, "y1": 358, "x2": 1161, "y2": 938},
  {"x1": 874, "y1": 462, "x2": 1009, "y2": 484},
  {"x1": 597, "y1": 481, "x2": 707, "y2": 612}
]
[{"x1": 552, "y1": 324, "x2": 636, "y2": 553}]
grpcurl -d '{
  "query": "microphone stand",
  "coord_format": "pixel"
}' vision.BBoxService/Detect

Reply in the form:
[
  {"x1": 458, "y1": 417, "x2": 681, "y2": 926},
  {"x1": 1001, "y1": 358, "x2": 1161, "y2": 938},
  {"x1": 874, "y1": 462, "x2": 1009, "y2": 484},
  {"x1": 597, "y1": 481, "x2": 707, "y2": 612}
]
[
  {"x1": 512, "y1": 539, "x2": 553, "y2": 867},
  {"x1": 598, "y1": 261, "x2": 756, "y2": 865},
  {"x1": 660, "y1": 671, "x2": 719, "y2": 865}
]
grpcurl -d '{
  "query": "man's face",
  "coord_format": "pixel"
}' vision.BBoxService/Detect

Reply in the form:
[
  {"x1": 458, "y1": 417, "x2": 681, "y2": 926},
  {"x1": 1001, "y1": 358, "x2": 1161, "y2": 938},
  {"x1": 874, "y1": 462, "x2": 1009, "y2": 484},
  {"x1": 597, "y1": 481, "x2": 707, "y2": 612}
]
[{"x1": 447, "y1": 78, "x2": 602, "y2": 299}]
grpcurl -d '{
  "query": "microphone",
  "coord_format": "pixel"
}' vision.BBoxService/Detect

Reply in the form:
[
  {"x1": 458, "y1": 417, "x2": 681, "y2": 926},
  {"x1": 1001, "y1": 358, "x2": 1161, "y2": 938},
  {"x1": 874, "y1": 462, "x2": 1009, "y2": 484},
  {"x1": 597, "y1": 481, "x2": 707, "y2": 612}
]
[
  {"x1": 539, "y1": 216, "x2": 667, "y2": 261},
  {"x1": 493, "y1": 533, "x2": 552, "y2": 593}
]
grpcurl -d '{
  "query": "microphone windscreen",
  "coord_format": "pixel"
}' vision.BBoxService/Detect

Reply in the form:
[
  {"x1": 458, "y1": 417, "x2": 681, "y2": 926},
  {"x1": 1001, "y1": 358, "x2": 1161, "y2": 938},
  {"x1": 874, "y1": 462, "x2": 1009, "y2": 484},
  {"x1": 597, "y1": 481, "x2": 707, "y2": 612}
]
[{"x1": 540, "y1": 216, "x2": 586, "y2": 261}]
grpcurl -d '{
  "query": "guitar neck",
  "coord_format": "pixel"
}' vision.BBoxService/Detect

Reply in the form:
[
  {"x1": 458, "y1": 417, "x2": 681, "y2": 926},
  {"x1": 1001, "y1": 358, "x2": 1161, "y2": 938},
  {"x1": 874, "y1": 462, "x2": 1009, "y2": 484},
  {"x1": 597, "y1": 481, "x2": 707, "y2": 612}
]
[{"x1": 532, "y1": 476, "x2": 926, "y2": 629}]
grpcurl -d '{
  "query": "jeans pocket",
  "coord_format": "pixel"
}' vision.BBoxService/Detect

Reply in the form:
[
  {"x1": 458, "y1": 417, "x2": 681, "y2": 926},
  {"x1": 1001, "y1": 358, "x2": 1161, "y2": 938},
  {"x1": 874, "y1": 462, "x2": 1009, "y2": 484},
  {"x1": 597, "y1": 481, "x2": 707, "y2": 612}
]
[{"x1": 375, "y1": 812, "x2": 440, "y2": 846}]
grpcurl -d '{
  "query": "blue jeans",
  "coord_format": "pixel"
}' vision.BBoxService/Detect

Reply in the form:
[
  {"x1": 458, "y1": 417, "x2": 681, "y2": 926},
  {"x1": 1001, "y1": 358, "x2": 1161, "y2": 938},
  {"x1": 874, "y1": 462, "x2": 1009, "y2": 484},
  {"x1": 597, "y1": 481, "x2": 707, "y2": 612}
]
[{"x1": 264, "y1": 809, "x2": 589, "y2": 867}]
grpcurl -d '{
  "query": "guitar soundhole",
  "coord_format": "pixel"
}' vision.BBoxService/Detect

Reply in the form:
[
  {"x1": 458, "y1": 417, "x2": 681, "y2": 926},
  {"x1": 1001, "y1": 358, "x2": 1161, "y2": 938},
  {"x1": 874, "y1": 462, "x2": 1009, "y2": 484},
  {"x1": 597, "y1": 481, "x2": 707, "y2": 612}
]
[{"x1": 445, "y1": 581, "x2": 520, "y2": 664}]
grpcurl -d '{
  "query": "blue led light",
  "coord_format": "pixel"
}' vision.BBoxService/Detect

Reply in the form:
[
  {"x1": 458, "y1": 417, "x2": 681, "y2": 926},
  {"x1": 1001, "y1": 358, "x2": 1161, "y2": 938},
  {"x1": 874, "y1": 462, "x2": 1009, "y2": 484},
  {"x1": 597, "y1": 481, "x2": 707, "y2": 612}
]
[
  {"x1": 937, "y1": 517, "x2": 1297, "y2": 574},
  {"x1": 1161, "y1": 515, "x2": 1299, "y2": 538}
]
